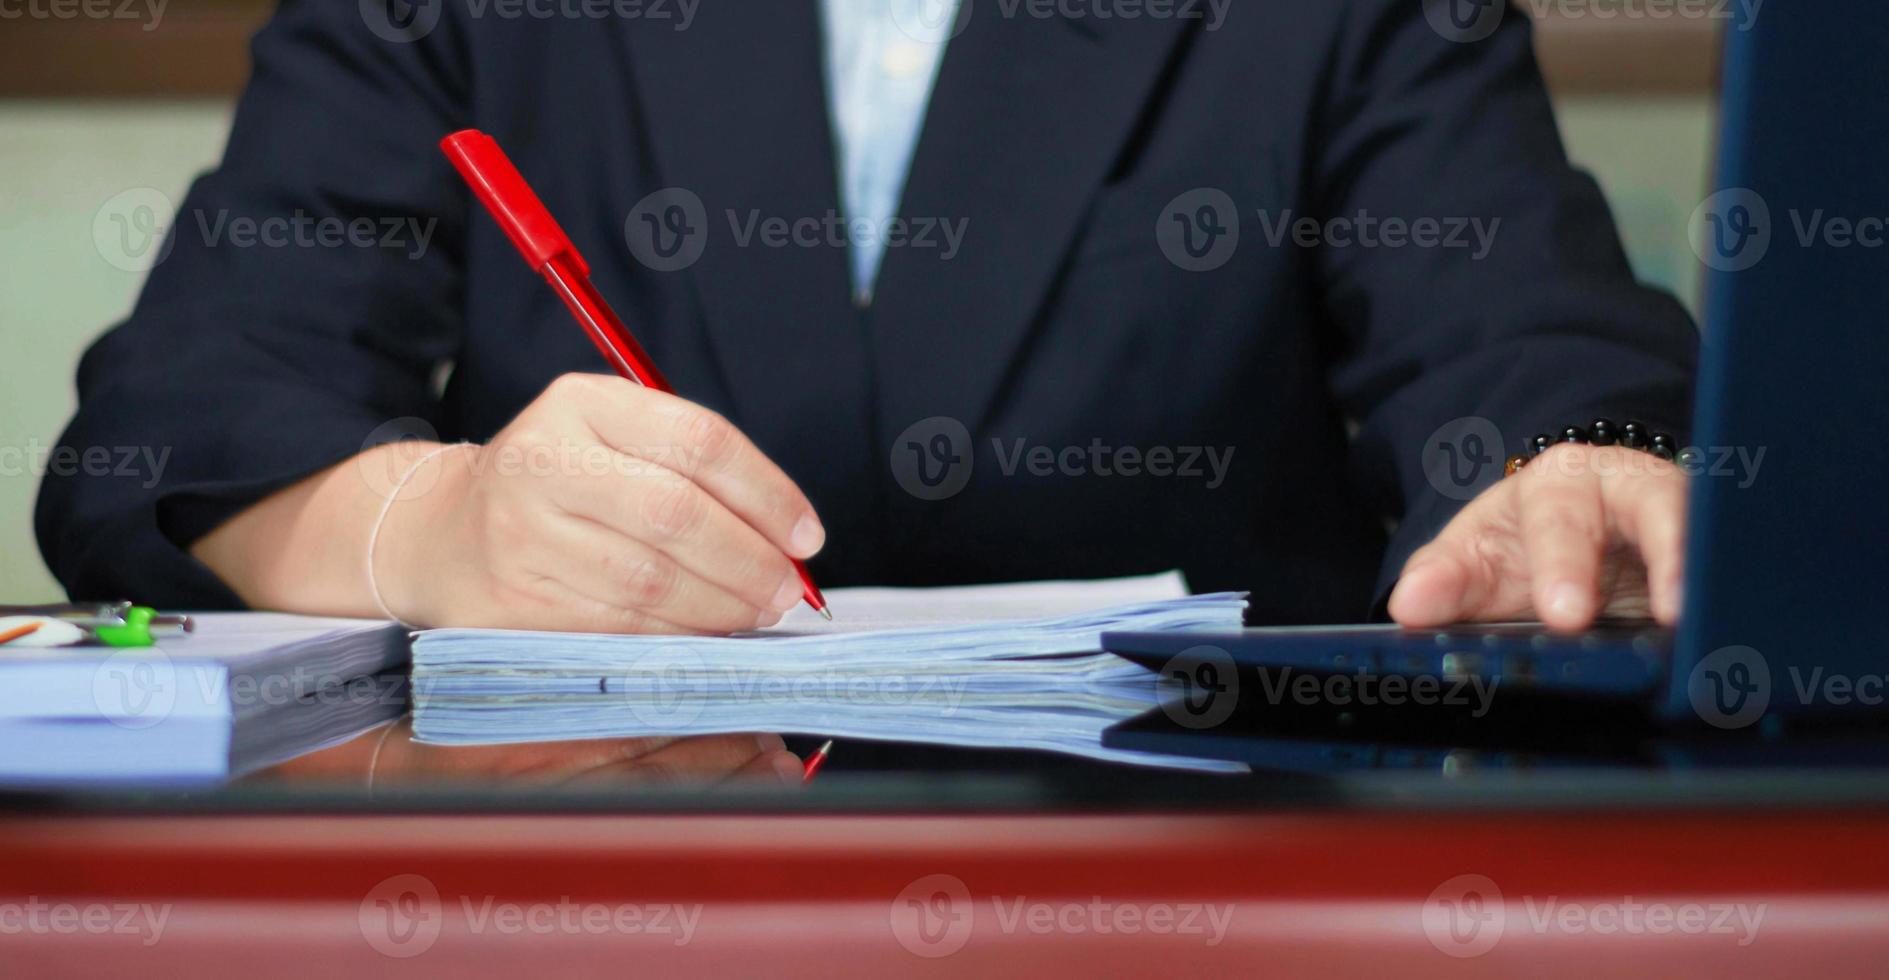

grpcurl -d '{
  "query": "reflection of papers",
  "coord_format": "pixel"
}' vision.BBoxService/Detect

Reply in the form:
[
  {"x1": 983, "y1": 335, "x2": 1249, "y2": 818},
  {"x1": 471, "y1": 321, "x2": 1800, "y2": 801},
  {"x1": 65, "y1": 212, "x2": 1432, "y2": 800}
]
[{"x1": 413, "y1": 572, "x2": 1248, "y2": 771}]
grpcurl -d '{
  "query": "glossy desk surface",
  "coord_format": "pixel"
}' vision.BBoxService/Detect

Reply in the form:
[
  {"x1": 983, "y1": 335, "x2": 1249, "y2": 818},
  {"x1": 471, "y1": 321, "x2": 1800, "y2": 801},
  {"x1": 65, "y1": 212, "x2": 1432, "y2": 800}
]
[{"x1": 4, "y1": 769, "x2": 1888, "y2": 977}]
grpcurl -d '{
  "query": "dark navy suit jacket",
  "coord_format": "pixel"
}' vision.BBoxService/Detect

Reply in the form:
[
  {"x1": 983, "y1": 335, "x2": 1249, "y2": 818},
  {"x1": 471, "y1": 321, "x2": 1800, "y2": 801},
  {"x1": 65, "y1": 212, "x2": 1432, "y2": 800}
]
[{"x1": 37, "y1": 0, "x2": 1697, "y2": 622}]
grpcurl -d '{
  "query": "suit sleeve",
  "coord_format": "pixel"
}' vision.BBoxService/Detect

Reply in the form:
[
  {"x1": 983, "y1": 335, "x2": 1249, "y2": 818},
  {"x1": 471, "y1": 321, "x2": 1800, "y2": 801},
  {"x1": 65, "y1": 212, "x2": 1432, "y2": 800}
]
[
  {"x1": 34, "y1": 0, "x2": 472, "y2": 605},
  {"x1": 1311, "y1": 0, "x2": 1700, "y2": 607}
]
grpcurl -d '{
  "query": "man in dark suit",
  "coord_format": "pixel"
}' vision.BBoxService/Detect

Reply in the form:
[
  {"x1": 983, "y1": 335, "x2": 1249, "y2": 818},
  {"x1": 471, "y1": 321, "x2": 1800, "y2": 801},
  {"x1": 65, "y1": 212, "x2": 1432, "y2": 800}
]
[{"x1": 38, "y1": 0, "x2": 1696, "y2": 646}]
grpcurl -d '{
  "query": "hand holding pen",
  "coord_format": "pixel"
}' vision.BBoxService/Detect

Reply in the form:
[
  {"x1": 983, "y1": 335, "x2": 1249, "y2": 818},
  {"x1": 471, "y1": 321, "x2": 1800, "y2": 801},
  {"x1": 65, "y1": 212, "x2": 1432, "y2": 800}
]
[
  {"x1": 363, "y1": 371, "x2": 829, "y2": 634},
  {"x1": 350, "y1": 132, "x2": 831, "y2": 635}
]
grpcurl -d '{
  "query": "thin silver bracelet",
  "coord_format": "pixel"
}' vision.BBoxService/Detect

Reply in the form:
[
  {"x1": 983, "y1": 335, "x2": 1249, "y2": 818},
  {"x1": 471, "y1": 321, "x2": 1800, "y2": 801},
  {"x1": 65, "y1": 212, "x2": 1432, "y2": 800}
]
[{"x1": 365, "y1": 443, "x2": 473, "y2": 627}]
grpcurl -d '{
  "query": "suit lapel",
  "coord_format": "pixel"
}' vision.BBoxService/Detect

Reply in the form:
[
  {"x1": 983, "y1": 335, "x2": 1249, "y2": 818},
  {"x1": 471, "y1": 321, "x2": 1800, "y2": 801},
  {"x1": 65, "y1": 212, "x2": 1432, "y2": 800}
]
[
  {"x1": 615, "y1": 2, "x2": 868, "y2": 457},
  {"x1": 867, "y1": 11, "x2": 1195, "y2": 438},
  {"x1": 618, "y1": 5, "x2": 1196, "y2": 473}
]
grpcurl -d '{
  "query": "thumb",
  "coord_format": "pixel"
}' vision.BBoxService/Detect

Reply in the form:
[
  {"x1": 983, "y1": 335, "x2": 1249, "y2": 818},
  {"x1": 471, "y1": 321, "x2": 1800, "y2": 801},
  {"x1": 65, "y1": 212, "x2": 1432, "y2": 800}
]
[
  {"x1": 1390, "y1": 551, "x2": 1473, "y2": 630},
  {"x1": 1388, "y1": 479, "x2": 1534, "y2": 628}
]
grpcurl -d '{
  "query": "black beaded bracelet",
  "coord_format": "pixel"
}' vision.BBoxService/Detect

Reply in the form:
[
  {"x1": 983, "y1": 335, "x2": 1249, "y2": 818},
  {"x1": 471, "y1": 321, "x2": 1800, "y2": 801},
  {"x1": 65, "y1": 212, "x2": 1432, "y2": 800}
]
[{"x1": 1504, "y1": 418, "x2": 1680, "y2": 477}]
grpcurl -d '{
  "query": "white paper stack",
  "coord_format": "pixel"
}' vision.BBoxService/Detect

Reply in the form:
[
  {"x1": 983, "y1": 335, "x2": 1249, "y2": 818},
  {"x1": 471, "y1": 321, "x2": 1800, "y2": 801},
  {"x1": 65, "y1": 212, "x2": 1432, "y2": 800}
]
[
  {"x1": 412, "y1": 572, "x2": 1248, "y2": 771},
  {"x1": 0, "y1": 614, "x2": 408, "y2": 786}
]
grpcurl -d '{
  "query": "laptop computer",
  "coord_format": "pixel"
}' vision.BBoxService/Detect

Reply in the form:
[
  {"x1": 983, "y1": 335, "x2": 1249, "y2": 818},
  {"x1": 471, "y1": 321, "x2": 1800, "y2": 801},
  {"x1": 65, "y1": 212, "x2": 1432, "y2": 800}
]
[{"x1": 1103, "y1": 2, "x2": 1889, "y2": 750}]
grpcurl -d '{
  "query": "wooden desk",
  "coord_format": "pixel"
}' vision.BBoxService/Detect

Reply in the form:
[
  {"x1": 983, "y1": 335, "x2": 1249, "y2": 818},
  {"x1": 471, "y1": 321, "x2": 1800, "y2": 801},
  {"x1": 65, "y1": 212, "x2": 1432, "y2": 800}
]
[{"x1": 3, "y1": 794, "x2": 1886, "y2": 976}]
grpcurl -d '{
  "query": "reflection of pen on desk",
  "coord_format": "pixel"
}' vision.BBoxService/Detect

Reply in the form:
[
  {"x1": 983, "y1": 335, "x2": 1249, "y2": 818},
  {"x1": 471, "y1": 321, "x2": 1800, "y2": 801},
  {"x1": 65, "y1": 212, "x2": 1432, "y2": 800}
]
[
  {"x1": 802, "y1": 740, "x2": 834, "y2": 784},
  {"x1": 439, "y1": 129, "x2": 832, "y2": 622}
]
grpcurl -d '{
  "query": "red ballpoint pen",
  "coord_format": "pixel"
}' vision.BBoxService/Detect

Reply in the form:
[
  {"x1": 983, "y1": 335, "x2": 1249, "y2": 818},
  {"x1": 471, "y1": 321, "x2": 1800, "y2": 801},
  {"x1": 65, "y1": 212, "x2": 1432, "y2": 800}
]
[{"x1": 440, "y1": 129, "x2": 831, "y2": 620}]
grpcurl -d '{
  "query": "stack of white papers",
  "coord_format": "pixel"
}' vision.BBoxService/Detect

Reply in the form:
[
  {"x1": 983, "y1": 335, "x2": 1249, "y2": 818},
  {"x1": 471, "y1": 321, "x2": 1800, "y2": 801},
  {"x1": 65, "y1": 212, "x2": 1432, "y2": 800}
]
[
  {"x1": 412, "y1": 572, "x2": 1248, "y2": 771},
  {"x1": 0, "y1": 614, "x2": 408, "y2": 786}
]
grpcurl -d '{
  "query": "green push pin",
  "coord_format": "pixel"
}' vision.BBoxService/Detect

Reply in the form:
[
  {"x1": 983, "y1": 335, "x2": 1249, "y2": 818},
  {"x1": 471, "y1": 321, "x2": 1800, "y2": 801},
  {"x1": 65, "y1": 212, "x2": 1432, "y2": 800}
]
[{"x1": 94, "y1": 606, "x2": 158, "y2": 647}]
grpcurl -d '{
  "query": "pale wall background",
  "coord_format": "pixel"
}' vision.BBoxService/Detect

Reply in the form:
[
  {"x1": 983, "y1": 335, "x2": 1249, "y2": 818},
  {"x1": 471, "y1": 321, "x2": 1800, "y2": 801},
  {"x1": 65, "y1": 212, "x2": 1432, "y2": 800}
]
[{"x1": 0, "y1": 94, "x2": 1715, "y2": 602}]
